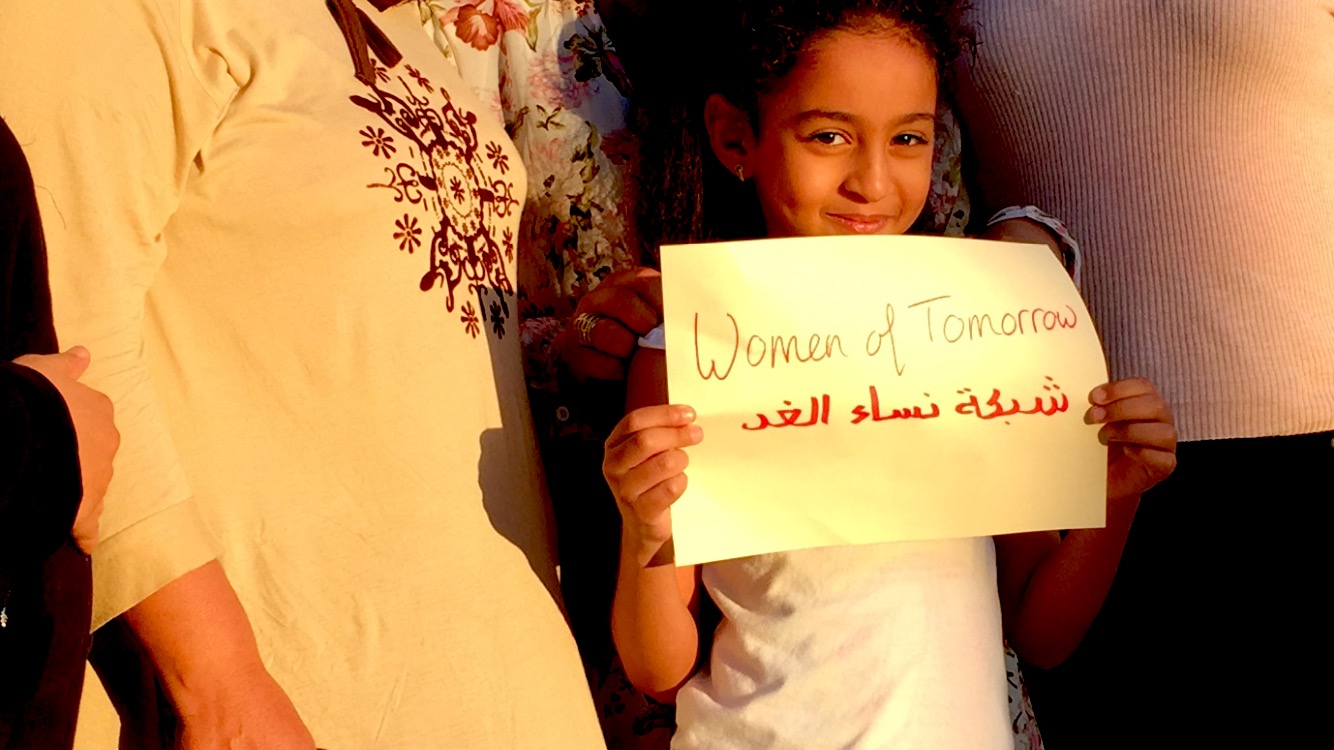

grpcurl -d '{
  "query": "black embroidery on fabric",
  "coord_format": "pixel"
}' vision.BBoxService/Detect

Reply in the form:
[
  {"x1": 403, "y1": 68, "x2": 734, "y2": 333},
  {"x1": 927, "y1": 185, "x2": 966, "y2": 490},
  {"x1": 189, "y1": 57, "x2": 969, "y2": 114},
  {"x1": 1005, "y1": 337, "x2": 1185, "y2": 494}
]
[{"x1": 351, "y1": 58, "x2": 518, "y2": 339}]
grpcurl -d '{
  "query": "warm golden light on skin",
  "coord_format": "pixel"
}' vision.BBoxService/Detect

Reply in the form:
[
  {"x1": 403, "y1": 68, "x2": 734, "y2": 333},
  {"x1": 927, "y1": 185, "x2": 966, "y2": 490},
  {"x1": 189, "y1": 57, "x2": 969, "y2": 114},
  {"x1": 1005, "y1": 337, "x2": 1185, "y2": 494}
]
[{"x1": 745, "y1": 29, "x2": 938, "y2": 239}]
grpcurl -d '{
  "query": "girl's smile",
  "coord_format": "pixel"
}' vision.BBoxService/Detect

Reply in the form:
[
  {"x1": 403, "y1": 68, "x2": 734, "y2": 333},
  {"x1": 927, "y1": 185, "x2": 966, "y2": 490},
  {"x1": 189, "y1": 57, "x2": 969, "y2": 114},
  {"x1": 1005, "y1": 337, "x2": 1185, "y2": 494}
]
[{"x1": 825, "y1": 212, "x2": 892, "y2": 234}]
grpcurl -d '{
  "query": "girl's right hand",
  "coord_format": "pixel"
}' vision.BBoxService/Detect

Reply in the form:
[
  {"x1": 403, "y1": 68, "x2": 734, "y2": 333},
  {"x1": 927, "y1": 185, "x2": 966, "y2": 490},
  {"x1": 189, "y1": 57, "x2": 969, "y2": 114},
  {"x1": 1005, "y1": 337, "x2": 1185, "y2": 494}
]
[{"x1": 603, "y1": 404, "x2": 702, "y2": 564}]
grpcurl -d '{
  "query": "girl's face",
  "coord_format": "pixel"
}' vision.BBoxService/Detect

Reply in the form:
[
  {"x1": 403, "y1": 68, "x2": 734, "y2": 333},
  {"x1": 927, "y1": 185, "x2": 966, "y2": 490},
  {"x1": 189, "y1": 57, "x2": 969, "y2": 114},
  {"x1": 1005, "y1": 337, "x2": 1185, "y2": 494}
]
[{"x1": 747, "y1": 28, "x2": 937, "y2": 238}]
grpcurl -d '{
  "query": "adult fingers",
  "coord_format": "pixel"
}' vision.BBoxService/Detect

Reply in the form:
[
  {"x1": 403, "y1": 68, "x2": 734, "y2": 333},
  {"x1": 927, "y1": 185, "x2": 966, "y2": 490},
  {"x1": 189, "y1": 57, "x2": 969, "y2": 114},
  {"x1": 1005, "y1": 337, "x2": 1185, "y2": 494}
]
[
  {"x1": 71, "y1": 498, "x2": 103, "y2": 554},
  {"x1": 13, "y1": 347, "x2": 91, "y2": 382},
  {"x1": 581, "y1": 265, "x2": 664, "y2": 329},
  {"x1": 622, "y1": 268, "x2": 664, "y2": 320},
  {"x1": 584, "y1": 315, "x2": 640, "y2": 360},
  {"x1": 562, "y1": 344, "x2": 627, "y2": 381},
  {"x1": 71, "y1": 386, "x2": 119, "y2": 507},
  {"x1": 60, "y1": 346, "x2": 92, "y2": 379},
  {"x1": 581, "y1": 281, "x2": 660, "y2": 338}
]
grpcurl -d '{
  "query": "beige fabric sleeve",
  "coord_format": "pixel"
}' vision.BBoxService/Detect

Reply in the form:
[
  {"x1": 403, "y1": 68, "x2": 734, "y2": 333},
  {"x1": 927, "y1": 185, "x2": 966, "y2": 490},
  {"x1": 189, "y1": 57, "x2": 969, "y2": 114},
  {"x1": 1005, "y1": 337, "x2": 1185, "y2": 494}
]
[{"x1": 0, "y1": 1, "x2": 236, "y2": 627}]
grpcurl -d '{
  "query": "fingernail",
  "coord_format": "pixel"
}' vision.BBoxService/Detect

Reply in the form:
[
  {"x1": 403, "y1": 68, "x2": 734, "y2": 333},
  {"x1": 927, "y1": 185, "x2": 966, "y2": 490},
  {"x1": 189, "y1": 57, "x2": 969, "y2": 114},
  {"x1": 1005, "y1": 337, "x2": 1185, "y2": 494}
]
[
  {"x1": 675, "y1": 405, "x2": 696, "y2": 422},
  {"x1": 687, "y1": 425, "x2": 703, "y2": 442},
  {"x1": 1084, "y1": 407, "x2": 1106, "y2": 424},
  {"x1": 1089, "y1": 387, "x2": 1107, "y2": 404}
]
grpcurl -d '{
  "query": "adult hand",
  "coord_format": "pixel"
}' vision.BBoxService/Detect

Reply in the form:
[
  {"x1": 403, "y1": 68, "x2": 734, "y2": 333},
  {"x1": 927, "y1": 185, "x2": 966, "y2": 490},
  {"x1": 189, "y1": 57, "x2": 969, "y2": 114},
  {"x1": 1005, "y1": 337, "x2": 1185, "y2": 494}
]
[
  {"x1": 556, "y1": 268, "x2": 663, "y2": 381},
  {"x1": 13, "y1": 346, "x2": 119, "y2": 554}
]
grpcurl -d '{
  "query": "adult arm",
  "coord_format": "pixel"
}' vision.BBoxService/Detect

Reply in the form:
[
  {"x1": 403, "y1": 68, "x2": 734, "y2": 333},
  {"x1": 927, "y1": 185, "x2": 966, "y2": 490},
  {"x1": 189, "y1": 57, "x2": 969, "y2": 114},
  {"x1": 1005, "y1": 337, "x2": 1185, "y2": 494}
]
[
  {"x1": 0, "y1": 4, "x2": 310, "y2": 747},
  {"x1": 121, "y1": 561, "x2": 315, "y2": 748}
]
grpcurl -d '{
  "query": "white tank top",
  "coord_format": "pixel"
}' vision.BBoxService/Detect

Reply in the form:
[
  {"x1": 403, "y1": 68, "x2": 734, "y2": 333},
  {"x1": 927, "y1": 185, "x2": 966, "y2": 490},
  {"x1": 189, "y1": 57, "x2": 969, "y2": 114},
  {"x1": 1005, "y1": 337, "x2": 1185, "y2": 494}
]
[{"x1": 672, "y1": 538, "x2": 1010, "y2": 749}]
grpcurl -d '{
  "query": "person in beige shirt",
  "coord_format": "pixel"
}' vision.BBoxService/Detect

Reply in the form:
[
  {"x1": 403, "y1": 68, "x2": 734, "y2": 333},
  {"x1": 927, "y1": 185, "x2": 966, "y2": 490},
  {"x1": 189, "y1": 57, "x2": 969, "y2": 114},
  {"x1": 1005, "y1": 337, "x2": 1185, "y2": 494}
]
[{"x1": 0, "y1": 1, "x2": 604, "y2": 747}]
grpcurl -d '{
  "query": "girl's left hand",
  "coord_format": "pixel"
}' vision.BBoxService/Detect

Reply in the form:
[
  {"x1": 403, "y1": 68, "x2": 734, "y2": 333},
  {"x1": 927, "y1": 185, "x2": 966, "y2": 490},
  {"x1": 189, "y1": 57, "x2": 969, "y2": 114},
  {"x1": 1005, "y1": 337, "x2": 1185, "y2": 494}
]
[{"x1": 1085, "y1": 377, "x2": 1178, "y2": 500}]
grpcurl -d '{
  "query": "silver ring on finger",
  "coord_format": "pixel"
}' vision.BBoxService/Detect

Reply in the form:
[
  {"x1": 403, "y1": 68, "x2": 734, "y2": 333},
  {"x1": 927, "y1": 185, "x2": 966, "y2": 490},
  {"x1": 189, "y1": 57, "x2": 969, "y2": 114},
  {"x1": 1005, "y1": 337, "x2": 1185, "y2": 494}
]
[{"x1": 573, "y1": 312, "x2": 604, "y2": 347}]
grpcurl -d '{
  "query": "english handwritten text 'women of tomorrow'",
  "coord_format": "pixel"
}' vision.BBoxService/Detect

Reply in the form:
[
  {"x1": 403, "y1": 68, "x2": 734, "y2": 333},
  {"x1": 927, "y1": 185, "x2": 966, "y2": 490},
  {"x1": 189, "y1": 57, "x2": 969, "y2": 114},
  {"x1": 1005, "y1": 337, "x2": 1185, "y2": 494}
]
[{"x1": 692, "y1": 295, "x2": 1081, "y2": 381}]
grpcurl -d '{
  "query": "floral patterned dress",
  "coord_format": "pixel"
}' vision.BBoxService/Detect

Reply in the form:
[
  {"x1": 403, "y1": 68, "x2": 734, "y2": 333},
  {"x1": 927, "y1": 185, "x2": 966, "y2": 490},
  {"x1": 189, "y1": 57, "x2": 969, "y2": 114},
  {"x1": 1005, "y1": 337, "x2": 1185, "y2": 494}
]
[{"x1": 410, "y1": 2, "x2": 1043, "y2": 748}]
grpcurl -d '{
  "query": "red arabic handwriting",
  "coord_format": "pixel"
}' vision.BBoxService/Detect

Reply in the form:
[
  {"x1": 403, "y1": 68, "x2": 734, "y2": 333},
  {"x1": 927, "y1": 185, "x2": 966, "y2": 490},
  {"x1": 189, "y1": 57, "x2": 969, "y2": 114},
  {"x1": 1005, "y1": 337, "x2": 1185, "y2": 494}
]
[
  {"x1": 850, "y1": 386, "x2": 940, "y2": 424},
  {"x1": 954, "y1": 376, "x2": 1068, "y2": 420},
  {"x1": 741, "y1": 395, "x2": 832, "y2": 430},
  {"x1": 741, "y1": 377, "x2": 1069, "y2": 430}
]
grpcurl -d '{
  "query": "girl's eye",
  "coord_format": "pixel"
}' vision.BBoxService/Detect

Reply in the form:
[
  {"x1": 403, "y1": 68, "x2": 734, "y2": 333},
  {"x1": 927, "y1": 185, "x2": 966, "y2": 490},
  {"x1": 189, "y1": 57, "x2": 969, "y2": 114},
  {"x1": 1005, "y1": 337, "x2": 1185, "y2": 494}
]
[
  {"x1": 893, "y1": 132, "x2": 932, "y2": 147},
  {"x1": 808, "y1": 131, "x2": 851, "y2": 146}
]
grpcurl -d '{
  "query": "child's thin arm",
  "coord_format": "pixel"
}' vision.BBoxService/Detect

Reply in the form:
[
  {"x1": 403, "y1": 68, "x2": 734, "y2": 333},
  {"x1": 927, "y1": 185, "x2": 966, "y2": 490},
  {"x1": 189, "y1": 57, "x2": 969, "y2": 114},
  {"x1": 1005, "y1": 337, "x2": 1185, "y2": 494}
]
[
  {"x1": 996, "y1": 511, "x2": 1137, "y2": 669},
  {"x1": 607, "y1": 348, "x2": 703, "y2": 700},
  {"x1": 997, "y1": 377, "x2": 1177, "y2": 669}
]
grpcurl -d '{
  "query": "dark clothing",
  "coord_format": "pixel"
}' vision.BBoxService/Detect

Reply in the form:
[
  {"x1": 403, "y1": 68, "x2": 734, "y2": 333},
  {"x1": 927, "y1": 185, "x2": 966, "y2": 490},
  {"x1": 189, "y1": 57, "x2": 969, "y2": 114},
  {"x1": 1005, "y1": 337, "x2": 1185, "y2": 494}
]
[
  {"x1": 1025, "y1": 431, "x2": 1334, "y2": 749},
  {"x1": 0, "y1": 124, "x2": 56, "y2": 359},
  {"x1": 1, "y1": 116, "x2": 90, "y2": 750}
]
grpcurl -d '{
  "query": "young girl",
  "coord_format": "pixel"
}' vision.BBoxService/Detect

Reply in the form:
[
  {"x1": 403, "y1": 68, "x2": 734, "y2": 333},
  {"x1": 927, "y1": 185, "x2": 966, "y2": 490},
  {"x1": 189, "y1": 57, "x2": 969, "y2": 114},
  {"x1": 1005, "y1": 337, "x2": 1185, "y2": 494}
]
[{"x1": 604, "y1": 1, "x2": 1178, "y2": 748}]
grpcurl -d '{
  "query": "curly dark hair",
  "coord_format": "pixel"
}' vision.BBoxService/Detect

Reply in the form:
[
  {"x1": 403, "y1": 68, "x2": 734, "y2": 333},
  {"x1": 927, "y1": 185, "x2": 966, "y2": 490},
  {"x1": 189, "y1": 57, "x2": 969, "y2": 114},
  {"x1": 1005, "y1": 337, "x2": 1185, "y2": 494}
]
[
  {"x1": 723, "y1": 1, "x2": 970, "y2": 124},
  {"x1": 632, "y1": 0, "x2": 971, "y2": 260}
]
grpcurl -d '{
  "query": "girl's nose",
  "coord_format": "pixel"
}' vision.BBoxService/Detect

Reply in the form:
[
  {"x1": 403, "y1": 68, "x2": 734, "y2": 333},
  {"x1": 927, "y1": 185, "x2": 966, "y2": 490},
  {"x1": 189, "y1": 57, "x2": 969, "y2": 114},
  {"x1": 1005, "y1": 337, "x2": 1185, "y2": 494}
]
[{"x1": 842, "y1": 146, "x2": 891, "y2": 204}]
